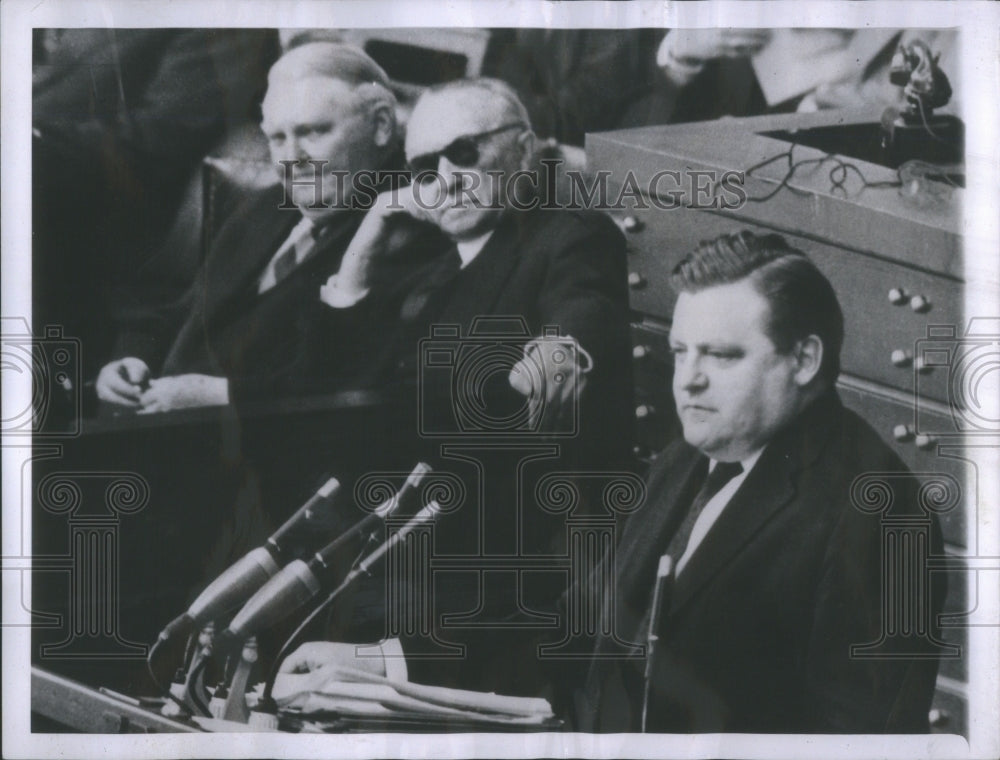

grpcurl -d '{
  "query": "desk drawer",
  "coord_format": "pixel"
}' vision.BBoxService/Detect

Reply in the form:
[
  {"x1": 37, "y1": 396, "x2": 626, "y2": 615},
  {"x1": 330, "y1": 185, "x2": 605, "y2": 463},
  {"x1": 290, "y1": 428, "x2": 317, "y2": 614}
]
[
  {"x1": 630, "y1": 320, "x2": 681, "y2": 459},
  {"x1": 611, "y1": 205, "x2": 962, "y2": 403},
  {"x1": 837, "y1": 379, "x2": 968, "y2": 550}
]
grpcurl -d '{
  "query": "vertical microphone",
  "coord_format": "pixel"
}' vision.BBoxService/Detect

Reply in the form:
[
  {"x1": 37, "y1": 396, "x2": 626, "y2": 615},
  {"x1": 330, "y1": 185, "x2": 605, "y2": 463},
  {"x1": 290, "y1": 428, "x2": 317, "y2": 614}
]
[
  {"x1": 221, "y1": 464, "x2": 432, "y2": 642},
  {"x1": 338, "y1": 500, "x2": 441, "y2": 586},
  {"x1": 641, "y1": 554, "x2": 674, "y2": 733},
  {"x1": 254, "y1": 499, "x2": 445, "y2": 720},
  {"x1": 154, "y1": 478, "x2": 342, "y2": 646},
  {"x1": 308, "y1": 462, "x2": 431, "y2": 583}
]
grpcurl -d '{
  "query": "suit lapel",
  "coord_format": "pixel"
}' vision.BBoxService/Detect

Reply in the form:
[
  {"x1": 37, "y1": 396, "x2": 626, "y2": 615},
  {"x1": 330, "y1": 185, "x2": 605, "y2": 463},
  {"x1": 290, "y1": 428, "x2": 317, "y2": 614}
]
[
  {"x1": 615, "y1": 447, "x2": 705, "y2": 608},
  {"x1": 668, "y1": 392, "x2": 842, "y2": 615},
  {"x1": 669, "y1": 448, "x2": 796, "y2": 615},
  {"x1": 202, "y1": 202, "x2": 300, "y2": 323},
  {"x1": 264, "y1": 211, "x2": 360, "y2": 297}
]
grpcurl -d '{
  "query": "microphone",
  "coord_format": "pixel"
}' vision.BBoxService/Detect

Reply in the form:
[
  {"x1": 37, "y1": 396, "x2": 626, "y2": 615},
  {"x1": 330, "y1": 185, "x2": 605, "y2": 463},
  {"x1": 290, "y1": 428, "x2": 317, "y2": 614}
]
[
  {"x1": 252, "y1": 500, "x2": 445, "y2": 724},
  {"x1": 154, "y1": 477, "x2": 342, "y2": 646},
  {"x1": 221, "y1": 464, "x2": 431, "y2": 642},
  {"x1": 641, "y1": 554, "x2": 674, "y2": 733},
  {"x1": 336, "y1": 500, "x2": 440, "y2": 584}
]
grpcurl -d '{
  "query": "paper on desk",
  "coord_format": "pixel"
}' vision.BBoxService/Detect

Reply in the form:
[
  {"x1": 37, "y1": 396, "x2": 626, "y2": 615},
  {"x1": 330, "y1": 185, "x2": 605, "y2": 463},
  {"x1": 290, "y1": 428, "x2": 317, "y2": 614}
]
[
  {"x1": 272, "y1": 663, "x2": 553, "y2": 725},
  {"x1": 336, "y1": 666, "x2": 554, "y2": 718},
  {"x1": 752, "y1": 29, "x2": 899, "y2": 106}
]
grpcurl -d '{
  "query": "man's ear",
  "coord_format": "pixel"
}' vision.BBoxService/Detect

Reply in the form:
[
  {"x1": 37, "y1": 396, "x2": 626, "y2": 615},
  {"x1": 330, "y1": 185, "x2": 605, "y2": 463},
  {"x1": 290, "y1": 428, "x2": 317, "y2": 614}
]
[
  {"x1": 371, "y1": 104, "x2": 396, "y2": 149},
  {"x1": 792, "y1": 335, "x2": 824, "y2": 386},
  {"x1": 516, "y1": 129, "x2": 536, "y2": 170}
]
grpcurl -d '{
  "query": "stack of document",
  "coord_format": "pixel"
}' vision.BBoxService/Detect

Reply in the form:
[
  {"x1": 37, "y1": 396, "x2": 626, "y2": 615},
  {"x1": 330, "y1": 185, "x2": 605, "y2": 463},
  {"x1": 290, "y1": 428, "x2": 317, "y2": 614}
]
[{"x1": 268, "y1": 666, "x2": 557, "y2": 730}]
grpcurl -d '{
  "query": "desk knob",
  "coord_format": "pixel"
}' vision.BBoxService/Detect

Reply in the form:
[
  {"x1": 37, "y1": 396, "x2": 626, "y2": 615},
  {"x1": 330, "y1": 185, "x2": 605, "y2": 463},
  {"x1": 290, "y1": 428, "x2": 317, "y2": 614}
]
[
  {"x1": 888, "y1": 287, "x2": 908, "y2": 305},
  {"x1": 628, "y1": 272, "x2": 647, "y2": 289},
  {"x1": 915, "y1": 433, "x2": 938, "y2": 450},
  {"x1": 635, "y1": 404, "x2": 655, "y2": 420},
  {"x1": 893, "y1": 424, "x2": 915, "y2": 442},
  {"x1": 632, "y1": 344, "x2": 652, "y2": 361},
  {"x1": 928, "y1": 708, "x2": 950, "y2": 728},
  {"x1": 891, "y1": 349, "x2": 913, "y2": 367},
  {"x1": 910, "y1": 294, "x2": 931, "y2": 313},
  {"x1": 913, "y1": 355, "x2": 933, "y2": 374},
  {"x1": 622, "y1": 215, "x2": 644, "y2": 233}
]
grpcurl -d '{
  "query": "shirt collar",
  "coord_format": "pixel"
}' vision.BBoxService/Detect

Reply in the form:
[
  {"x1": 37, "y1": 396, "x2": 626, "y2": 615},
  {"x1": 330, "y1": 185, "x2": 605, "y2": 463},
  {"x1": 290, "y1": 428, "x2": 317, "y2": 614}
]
[
  {"x1": 455, "y1": 229, "x2": 495, "y2": 268},
  {"x1": 709, "y1": 446, "x2": 765, "y2": 476}
]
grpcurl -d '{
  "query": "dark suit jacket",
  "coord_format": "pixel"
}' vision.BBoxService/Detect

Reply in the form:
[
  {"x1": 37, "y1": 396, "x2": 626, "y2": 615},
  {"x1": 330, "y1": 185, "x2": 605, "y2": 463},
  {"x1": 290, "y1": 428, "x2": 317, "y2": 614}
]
[
  {"x1": 296, "y1": 207, "x2": 632, "y2": 453},
  {"x1": 573, "y1": 391, "x2": 946, "y2": 733},
  {"x1": 113, "y1": 186, "x2": 363, "y2": 400},
  {"x1": 306, "y1": 208, "x2": 633, "y2": 695},
  {"x1": 33, "y1": 29, "x2": 279, "y2": 376}
]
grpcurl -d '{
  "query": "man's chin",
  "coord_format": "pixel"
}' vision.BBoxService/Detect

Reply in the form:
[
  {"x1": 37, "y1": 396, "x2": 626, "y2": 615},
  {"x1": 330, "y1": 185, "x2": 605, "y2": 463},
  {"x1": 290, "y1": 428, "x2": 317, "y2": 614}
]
[
  {"x1": 439, "y1": 211, "x2": 501, "y2": 240},
  {"x1": 295, "y1": 196, "x2": 349, "y2": 215},
  {"x1": 682, "y1": 427, "x2": 722, "y2": 456}
]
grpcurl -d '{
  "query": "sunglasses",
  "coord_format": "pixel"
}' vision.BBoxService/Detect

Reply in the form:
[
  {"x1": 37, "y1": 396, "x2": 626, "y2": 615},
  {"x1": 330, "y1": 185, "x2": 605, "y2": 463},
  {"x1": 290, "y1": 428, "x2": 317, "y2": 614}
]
[{"x1": 407, "y1": 122, "x2": 527, "y2": 179}]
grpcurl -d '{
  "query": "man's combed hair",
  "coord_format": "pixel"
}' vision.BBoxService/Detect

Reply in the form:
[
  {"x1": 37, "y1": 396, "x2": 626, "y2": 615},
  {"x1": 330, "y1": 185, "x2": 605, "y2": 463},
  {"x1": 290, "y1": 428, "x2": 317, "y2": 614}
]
[
  {"x1": 670, "y1": 231, "x2": 845, "y2": 385},
  {"x1": 268, "y1": 42, "x2": 397, "y2": 118},
  {"x1": 425, "y1": 77, "x2": 533, "y2": 130},
  {"x1": 268, "y1": 41, "x2": 392, "y2": 89}
]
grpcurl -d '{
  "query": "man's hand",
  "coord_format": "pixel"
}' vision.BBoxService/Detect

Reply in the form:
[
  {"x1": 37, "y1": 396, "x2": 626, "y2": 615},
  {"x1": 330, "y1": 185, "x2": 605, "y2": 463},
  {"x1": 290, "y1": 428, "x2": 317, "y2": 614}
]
[
  {"x1": 136, "y1": 374, "x2": 229, "y2": 414},
  {"x1": 322, "y1": 184, "x2": 435, "y2": 307},
  {"x1": 279, "y1": 641, "x2": 387, "y2": 677},
  {"x1": 96, "y1": 358, "x2": 151, "y2": 407},
  {"x1": 667, "y1": 28, "x2": 771, "y2": 63},
  {"x1": 508, "y1": 337, "x2": 592, "y2": 433}
]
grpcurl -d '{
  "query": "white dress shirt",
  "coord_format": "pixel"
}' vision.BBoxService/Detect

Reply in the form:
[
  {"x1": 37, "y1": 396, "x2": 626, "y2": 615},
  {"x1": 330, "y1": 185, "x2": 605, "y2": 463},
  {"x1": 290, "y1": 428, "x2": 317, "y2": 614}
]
[
  {"x1": 673, "y1": 447, "x2": 765, "y2": 576},
  {"x1": 258, "y1": 216, "x2": 315, "y2": 293},
  {"x1": 321, "y1": 229, "x2": 495, "y2": 308}
]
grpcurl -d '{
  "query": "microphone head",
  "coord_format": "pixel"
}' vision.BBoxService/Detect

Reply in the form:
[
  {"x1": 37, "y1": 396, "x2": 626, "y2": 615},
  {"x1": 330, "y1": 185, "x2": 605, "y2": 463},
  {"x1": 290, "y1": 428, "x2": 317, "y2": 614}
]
[
  {"x1": 315, "y1": 477, "x2": 339, "y2": 500},
  {"x1": 267, "y1": 477, "x2": 344, "y2": 561},
  {"x1": 656, "y1": 555, "x2": 674, "y2": 578},
  {"x1": 375, "y1": 463, "x2": 433, "y2": 519},
  {"x1": 415, "y1": 499, "x2": 443, "y2": 524},
  {"x1": 406, "y1": 462, "x2": 432, "y2": 488}
]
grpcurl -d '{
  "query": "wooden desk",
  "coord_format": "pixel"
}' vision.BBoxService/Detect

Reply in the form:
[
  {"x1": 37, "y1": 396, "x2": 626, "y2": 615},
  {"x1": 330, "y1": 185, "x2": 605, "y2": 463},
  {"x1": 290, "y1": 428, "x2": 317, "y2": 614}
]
[{"x1": 31, "y1": 666, "x2": 202, "y2": 733}]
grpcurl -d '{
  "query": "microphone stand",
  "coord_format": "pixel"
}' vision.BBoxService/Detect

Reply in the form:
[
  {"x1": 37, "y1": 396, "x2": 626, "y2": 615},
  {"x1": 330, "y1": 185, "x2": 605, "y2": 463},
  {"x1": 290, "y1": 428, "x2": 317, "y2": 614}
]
[
  {"x1": 641, "y1": 555, "x2": 674, "y2": 733},
  {"x1": 180, "y1": 622, "x2": 215, "y2": 716},
  {"x1": 222, "y1": 637, "x2": 258, "y2": 723},
  {"x1": 250, "y1": 502, "x2": 442, "y2": 730}
]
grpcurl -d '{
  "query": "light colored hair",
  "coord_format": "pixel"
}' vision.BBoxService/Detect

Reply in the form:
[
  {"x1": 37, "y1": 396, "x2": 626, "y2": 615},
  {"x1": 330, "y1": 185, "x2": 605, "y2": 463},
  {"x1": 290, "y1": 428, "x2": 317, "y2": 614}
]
[
  {"x1": 268, "y1": 42, "x2": 397, "y2": 125},
  {"x1": 422, "y1": 77, "x2": 532, "y2": 130}
]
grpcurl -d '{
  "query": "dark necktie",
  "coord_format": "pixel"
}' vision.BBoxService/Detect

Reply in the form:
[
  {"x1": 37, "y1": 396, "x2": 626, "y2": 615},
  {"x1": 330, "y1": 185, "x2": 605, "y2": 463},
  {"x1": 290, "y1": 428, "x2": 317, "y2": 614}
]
[
  {"x1": 270, "y1": 221, "x2": 329, "y2": 286},
  {"x1": 399, "y1": 247, "x2": 463, "y2": 322},
  {"x1": 580, "y1": 458, "x2": 744, "y2": 731},
  {"x1": 663, "y1": 460, "x2": 744, "y2": 565}
]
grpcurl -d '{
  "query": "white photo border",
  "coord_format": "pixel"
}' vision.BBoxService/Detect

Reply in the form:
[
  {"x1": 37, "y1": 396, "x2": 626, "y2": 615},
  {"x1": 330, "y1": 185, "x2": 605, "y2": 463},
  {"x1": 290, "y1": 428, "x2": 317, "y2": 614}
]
[{"x1": 3, "y1": 1, "x2": 998, "y2": 758}]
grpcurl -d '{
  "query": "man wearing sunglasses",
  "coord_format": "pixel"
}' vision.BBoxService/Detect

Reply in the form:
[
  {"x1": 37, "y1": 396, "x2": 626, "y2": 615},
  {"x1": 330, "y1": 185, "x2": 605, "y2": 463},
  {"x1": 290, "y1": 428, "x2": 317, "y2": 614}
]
[
  {"x1": 272, "y1": 79, "x2": 632, "y2": 698},
  {"x1": 310, "y1": 77, "x2": 631, "y2": 440}
]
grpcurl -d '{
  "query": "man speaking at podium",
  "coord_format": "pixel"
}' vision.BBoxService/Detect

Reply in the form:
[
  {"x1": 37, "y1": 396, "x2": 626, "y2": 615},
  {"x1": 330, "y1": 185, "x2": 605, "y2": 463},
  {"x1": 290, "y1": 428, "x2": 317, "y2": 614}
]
[{"x1": 574, "y1": 231, "x2": 947, "y2": 733}]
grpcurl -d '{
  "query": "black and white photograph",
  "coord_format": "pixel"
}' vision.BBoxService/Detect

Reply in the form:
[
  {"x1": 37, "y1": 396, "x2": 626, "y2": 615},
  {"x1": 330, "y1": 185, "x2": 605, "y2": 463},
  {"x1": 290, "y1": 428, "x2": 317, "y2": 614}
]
[{"x1": 2, "y1": 1, "x2": 998, "y2": 758}]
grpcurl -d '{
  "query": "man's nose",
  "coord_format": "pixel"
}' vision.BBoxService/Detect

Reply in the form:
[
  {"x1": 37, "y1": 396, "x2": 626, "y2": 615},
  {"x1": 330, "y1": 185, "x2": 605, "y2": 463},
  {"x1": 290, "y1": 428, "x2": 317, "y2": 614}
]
[
  {"x1": 436, "y1": 155, "x2": 463, "y2": 193},
  {"x1": 278, "y1": 135, "x2": 308, "y2": 165},
  {"x1": 674, "y1": 354, "x2": 708, "y2": 392}
]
